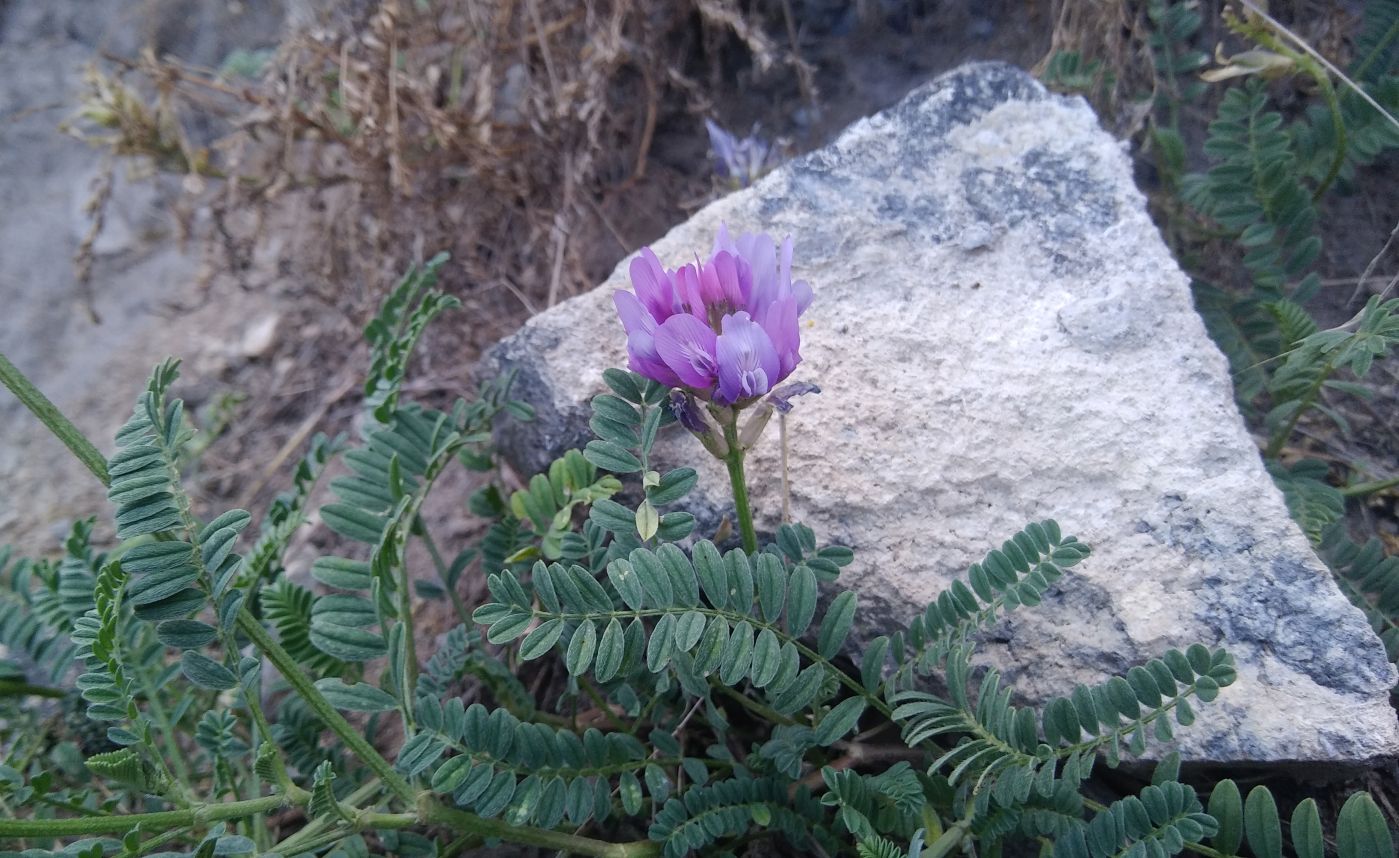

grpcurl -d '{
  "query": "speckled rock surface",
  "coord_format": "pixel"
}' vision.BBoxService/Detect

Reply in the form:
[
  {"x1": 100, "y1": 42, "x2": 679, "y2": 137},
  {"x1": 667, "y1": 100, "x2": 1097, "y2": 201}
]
[{"x1": 487, "y1": 62, "x2": 1399, "y2": 764}]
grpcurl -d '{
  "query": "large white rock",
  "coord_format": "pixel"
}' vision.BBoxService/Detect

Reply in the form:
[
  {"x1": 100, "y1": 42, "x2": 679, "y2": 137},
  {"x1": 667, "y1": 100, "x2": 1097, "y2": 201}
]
[{"x1": 487, "y1": 63, "x2": 1399, "y2": 764}]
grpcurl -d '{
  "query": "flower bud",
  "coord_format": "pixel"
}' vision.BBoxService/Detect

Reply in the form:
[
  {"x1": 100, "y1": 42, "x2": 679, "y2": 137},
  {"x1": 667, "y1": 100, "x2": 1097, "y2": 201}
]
[
  {"x1": 669, "y1": 390, "x2": 728, "y2": 458},
  {"x1": 738, "y1": 403, "x2": 773, "y2": 450}
]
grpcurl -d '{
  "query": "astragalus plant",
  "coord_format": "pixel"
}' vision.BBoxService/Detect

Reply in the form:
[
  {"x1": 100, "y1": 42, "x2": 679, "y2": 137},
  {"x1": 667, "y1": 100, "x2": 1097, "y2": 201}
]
[{"x1": 0, "y1": 234, "x2": 1390, "y2": 858}]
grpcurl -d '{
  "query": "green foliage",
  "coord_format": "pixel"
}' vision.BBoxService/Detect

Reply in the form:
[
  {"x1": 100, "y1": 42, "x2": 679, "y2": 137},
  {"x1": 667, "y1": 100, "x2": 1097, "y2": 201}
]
[
  {"x1": 1267, "y1": 459, "x2": 1345, "y2": 544},
  {"x1": 894, "y1": 643, "x2": 1234, "y2": 800},
  {"x1": 1041, "y1": 52, "x2": 1113, "y2": 100},
  {"x1": 1055, "y1": 781, "x2": 1216, "y2": 858},
  {"x1": 70, "y1": 560, "x2": 138, "y2": 729},
  {"x1": 649, "y1": 775, "x2": 824, "y2": 858},
  {"x1": 880, "y1": 521, "x2": 1090, "y2": 691},
  {"x1": 3, "y1": 256, "x2": 1392, "y2": 858},
  {"x1": 507, "y1": 449, "x2": 621, "y2": 561},
  {"x1": 362, "y1": 251, "x2": 461, "y2": 423},
  {"x1": 104, "y1": 359, "x2": 252, "y2": 700},
  {"x1": 1181, "y1": 80, "x2": 1322, "y2": 297},
  {"x1": 585, "y1": 370, "x2": 695, "y2": 547},
  {"x1": 822, "y1": 763, "x2": 927, "y2": 847},
  {"x1": 0, "y1": 520, "x2": 101, "y2": 684},
  {"x1": 1263, "y1": 298, "x2": 1399, "y2": 454},
  {"x1": 1146, "y1": 0, "x2": 1208, "y2": 107},
  {"x1": 416, "y1": 699, "x2": 664, "y2": 826},
  {"x1": 1318, "y1": 523, "x2": 1399, "y2": 676},
  {"x1": 418, "y1": 623, "x2": 536, "y2": 718},
  {"x1": 1201, "y1": 781, "x2": 1395, "y2": 858}
]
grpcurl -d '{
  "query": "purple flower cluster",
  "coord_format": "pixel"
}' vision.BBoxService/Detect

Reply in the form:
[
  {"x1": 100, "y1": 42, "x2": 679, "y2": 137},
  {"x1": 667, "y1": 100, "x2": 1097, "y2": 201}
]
[
  {"x1": 705, "y1": 119, "x2": 782, "y2": 189},
  {"x1": 613, "y1": 225, "x2": 812, "y2": 406}
]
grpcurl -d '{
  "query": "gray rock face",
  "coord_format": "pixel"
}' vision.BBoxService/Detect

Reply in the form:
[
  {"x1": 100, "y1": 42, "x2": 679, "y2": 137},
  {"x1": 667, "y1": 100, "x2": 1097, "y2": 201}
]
[{"x1": 487, "y1": 63, "x2": 1399, "y2": 764}]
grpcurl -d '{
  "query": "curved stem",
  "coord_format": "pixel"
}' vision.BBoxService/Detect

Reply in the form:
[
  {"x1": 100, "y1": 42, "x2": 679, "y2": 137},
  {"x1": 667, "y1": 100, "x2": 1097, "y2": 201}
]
[
  {"x1": 0, "y1": 792, "x2": 299, "y2": 837},
  {"x1": 0, "y1": 680, "x2": 66, "y2": 699},
  {"x1": 0, "y1": 351, "x2": 110, "y2": 487},
  {"x1": 419, "y1": 516, "x2": 470, "y2": 625},
  {"x1": 1341, "y1": 474, "x2": 1399, "y2": 498},
  {"x1": 1307, "y1": 59, "x2": 1347, "y2": 201},
  {"x1": 1264, "y1": 354, "x2": 1336, "y2": 458},
  {"x1": 236, "y1": 609, "x2": 417, "y2": 805},
  {"x1": 721, "y1": 421, "x2": 758, "y2": 554},
  {"x1": 419, "y1": 797, "x2": 660, "y2": 858}
]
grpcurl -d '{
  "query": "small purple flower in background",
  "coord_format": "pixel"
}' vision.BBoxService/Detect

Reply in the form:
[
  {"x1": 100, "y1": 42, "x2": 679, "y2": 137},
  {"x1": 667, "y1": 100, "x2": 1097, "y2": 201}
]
[
  {"x1": 612, "y1": 224, "x2": 812, "y2": 407},
  {"x1": 705, "y1": 119, "x2": 784, "y2": 189}
]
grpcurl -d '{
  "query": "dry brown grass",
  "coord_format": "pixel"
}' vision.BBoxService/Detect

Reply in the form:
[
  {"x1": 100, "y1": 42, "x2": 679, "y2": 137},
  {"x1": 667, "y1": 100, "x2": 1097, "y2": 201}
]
[
  {"x1": 68, "y1": 0, "x2": 814, "y2": 353},
  {"x1": 59, "y1": 0, "x2": 819, "y2": 519}
]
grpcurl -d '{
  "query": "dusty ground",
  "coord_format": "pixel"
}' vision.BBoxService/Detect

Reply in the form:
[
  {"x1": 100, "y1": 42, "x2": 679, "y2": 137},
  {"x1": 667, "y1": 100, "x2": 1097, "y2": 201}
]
[{"x1": 0, "y1": 0, "x2": 303, "y2": 554}]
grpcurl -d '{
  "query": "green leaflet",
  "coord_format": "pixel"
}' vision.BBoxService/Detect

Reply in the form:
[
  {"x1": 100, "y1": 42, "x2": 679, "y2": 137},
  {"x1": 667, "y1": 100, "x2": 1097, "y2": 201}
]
[
  {"x1": 314, "y1": 678, "x2": 399, "y2": 712},
  {"x1": 180, "y1": 651, "x2": 237, "y2": 691}
]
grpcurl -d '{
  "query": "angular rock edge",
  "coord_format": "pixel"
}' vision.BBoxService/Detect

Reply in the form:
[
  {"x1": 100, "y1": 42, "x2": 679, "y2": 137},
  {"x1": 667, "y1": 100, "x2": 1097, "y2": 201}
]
[{"x1": 486, "y1": 62, "x2": 1399, "y2": 765}]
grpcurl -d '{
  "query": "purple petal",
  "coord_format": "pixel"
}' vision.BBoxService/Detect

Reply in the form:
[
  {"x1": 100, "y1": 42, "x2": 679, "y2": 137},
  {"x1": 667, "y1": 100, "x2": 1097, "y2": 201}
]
[
  {"x1": 613, "y1": 290, "x2": 653, "y2": 337},
  {"x1": 705, "y1": 122, "x2": 738, "y2": 179},
  {"x1": 629, "y1": 247, "x2": 677, "y2": 321},
  {"x1": 712, "y1": 222, "x2": 737, "y2": 256},
  {"x1": 628, "y1": 346, "x2": 681, "y2": 387},
  {"x1": 672, "y1": 263, "x2": 706, "y2": 318},
  {"x1": 695, "y1": 255, "x2": 725, "y2": 310},
  {"x1": 715, "y1": 311, "x2": 780, "y2": 405},
  {"x1": 793, "y1": 279, "x2": 813, "y2": 313},
  {"x1": 760, "y1": 293, "x2": 801, "y2": 378},
  {"x1": 615, "y1": 291, "x2": 681, "y2": 386},
  {"x1": 668, "y1": 389, "x2": 709, "y2": 435},
  {"x1": 767, "y1": 381, "x2": 820, "y2": 413},
  {"x1": 738, "y1": 232, "x2": 779, "y2": 312},
  {"x1": 709, "y1": 251, "x2": 751, "y2": 309},
  {"x1": 655, "y1": 313, "x2": 719, "y2": 390}
]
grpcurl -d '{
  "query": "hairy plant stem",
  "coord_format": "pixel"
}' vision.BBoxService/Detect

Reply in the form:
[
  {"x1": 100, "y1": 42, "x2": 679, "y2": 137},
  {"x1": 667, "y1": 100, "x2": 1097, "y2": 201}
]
[
  {"x1": 0, "y1": 792, "x2": 301, "y2": 837},
  {"x1": 1308, "y1": 64, "x2": 1347, "y2": 201},
  {"x1": 417, "y1": 796, "x2": 660, "y2": 858},
  {"x1": 579, "y1": 676, "x2": 631, "y2": 733},
  {"x1": 418, "y1": 515, "x2": 471, "y2": 625},
  {"x1": 1341, "y1": 474, "x2": 1399, "y2": 497},
  {"x1": 0, "y1": 788, "x2": 657, "y2": 858},
  {"x1": 0, "y1": 351, "x2": 110, "y2": 486},
  {"x1": 271, "y1": 778, "x2": 384, "y2": 853},
  {"x1": 711, "y1": 678, "x2": 798, "y2": 726},
  {"x1": 1264, "y1": 353, "x2": 1337, "y2": 458},
  {"x1": 0, "y1": 680, "x2": 66, "y2": 699},
  {"x1": 234, "y1": 610, "x2": 417, "y2": 805},
  {"x1": 721, "y1": 420, "x2": 758, "y2": 554}
]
